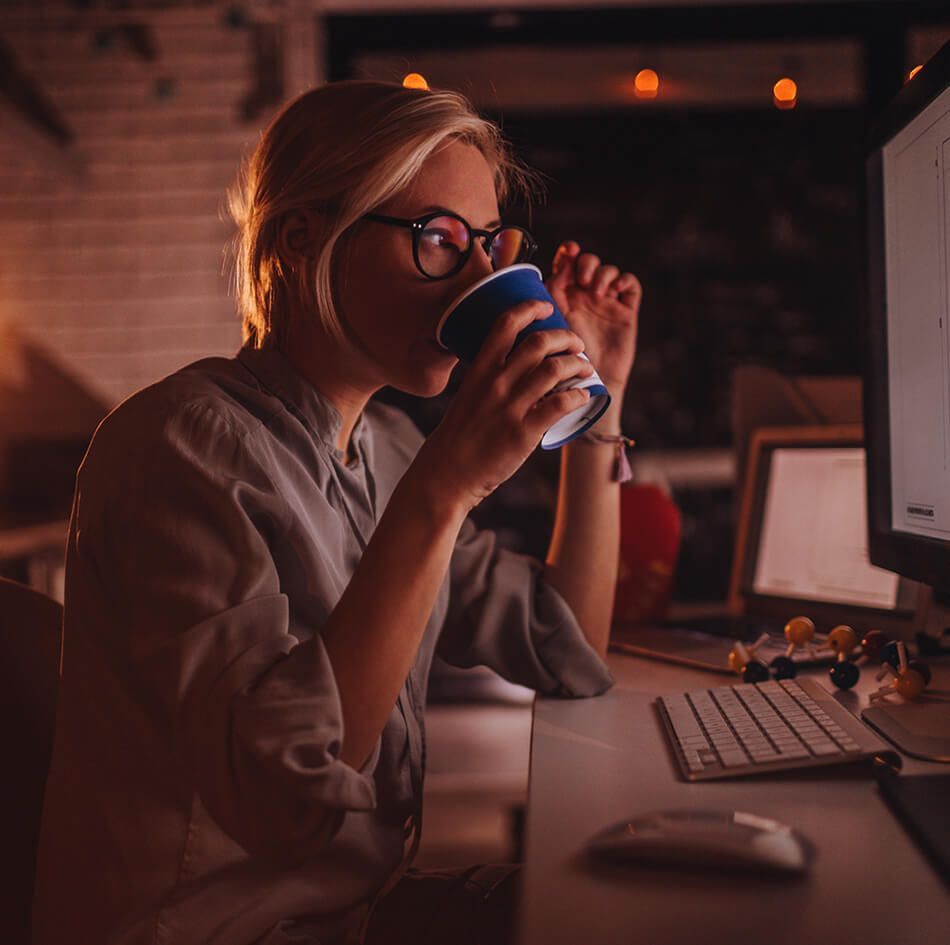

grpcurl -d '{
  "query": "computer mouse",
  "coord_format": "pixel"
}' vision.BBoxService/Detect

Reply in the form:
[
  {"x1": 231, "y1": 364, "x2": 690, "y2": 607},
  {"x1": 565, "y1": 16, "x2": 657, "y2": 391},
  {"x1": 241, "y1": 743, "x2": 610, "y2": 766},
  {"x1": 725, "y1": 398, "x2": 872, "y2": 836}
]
[{"x1": 585, "y1": 809, "x2": 814, "y2": 874}]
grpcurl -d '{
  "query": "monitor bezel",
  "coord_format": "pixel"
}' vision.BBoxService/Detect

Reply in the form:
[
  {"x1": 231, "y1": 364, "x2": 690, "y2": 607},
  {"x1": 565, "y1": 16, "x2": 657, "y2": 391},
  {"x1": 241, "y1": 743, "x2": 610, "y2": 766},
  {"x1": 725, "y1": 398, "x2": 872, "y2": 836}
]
[{"x1": 864, "y1": 40, "x2": 950, "y2": 592}]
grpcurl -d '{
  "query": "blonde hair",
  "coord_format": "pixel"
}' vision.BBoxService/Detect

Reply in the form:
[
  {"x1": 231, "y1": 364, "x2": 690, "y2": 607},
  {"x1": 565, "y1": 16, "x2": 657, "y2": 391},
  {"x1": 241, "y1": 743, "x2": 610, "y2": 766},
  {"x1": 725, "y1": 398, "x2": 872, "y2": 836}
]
[{"x1": 225, "y1": 79, "x2": 547, "y2": 349}]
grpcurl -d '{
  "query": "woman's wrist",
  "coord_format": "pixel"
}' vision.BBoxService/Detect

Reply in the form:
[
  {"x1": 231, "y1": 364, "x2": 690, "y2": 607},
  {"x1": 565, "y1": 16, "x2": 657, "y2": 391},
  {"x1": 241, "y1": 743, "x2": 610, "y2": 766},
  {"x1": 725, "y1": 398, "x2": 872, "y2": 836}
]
[
  {"x1": 579, "y1": 387, "x2": 625, "y2": 438},
  {"x1": 566, "y1": 389, "x2": 634, "y2": 481},
  {"x1": 404, "y1": 443, "x2": 478, "y2": 524}
]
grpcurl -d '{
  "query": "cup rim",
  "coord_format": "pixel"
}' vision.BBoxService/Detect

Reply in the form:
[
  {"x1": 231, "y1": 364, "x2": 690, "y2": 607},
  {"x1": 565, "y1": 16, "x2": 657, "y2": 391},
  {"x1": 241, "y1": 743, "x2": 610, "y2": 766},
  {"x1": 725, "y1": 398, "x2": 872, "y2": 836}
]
[{"x1": 434, "y1": 263, "x2": 543, "y2": 348}]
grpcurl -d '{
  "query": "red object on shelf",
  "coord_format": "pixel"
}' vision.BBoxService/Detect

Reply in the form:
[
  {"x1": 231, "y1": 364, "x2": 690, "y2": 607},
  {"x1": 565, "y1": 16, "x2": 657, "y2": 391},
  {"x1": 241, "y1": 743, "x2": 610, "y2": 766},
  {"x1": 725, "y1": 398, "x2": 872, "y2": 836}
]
[{"x1": 613, "y1": 482, "x2": 682, "y2": 625}]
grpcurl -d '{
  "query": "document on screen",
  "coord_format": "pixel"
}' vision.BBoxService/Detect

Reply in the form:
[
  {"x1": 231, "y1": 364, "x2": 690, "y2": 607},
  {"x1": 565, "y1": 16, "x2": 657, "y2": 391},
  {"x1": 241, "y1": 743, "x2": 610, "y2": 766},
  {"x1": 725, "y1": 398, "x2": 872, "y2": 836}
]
[{"x1": 753, "y1": 447, "x2": 900, "y2": 609}]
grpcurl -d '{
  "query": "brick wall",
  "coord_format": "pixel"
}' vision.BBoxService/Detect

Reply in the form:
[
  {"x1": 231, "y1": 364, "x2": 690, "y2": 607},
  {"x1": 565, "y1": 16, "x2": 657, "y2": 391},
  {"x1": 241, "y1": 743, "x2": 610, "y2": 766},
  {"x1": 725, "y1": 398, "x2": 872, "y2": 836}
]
[{"x1": 0, "y1": 1, "x2": 322, "y2": 409}]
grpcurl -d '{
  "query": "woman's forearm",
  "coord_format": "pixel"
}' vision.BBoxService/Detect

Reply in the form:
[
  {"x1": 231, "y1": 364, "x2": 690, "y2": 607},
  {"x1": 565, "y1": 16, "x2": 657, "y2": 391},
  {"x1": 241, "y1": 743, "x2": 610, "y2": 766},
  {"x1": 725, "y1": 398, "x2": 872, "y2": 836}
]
[
  {"x1": 321, "y1": 462, "x2": 467, "y2": 771},
  {"x1": 543, "y1": 396, "x2": 624, "y2": 660}
]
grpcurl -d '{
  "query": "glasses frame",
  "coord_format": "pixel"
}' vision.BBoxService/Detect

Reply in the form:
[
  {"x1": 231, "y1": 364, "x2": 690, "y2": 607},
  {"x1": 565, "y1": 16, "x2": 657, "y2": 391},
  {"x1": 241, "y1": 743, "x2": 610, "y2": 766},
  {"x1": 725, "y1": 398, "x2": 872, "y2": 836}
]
[{"x1": 361, "y1": 209, "x2": 538, "y2": 281}]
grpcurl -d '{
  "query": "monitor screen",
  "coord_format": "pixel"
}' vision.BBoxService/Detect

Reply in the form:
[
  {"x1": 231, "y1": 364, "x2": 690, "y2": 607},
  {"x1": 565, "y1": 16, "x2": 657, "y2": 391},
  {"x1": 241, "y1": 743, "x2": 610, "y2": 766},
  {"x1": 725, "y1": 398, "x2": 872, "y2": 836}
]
[
  {"x1": 865, "y1": 41, "x2": 950, "y2": 591},
  {"x1": 753, "y1": 447, "x2": 899, "y2": 609},
  {"x1": 880, "y1": 81, "x2": 950, "y2": 546}
]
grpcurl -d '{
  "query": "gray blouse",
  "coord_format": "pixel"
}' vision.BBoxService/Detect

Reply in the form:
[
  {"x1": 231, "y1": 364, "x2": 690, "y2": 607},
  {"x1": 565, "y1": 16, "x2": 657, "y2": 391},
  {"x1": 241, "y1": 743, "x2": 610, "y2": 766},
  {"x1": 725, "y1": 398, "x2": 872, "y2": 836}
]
[{"x1": 32, "y1": 343, "x2": 614, "y2": 945}]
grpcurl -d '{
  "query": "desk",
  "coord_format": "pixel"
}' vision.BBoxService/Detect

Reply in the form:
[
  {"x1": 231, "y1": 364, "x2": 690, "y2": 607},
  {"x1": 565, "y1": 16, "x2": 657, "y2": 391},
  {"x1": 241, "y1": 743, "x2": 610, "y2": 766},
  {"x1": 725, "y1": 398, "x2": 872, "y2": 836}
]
[{"x1": 518, "y1": 651, "x2": 950, "y2": 945}]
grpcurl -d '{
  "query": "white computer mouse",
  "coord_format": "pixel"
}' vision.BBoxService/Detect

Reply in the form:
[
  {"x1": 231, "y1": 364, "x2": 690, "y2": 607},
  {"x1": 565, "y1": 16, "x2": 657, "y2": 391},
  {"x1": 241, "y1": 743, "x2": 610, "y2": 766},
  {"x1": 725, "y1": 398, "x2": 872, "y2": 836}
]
[{"x1": 585, "y1": 809, "x2": 814, "y2": 874}]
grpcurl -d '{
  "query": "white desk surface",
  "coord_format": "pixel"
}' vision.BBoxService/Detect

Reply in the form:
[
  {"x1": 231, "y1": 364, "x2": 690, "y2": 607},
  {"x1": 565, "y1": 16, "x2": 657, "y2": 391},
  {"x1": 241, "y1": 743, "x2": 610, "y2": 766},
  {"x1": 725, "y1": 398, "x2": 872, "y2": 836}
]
[{"x1": 518, "y1": 649, "x2": 950, "y2": 945}]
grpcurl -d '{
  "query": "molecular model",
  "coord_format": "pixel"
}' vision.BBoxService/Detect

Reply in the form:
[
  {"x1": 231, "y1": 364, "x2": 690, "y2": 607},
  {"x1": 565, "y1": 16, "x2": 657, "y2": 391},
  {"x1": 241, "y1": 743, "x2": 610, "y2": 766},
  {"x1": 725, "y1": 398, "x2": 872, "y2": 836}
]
[
  {"x1": 728, "y1": 634, "x2": 772, "y2": 683},
  {"x1": 825, "y1": 624, "x2": 861, "y2": 690},
  {"x1": 768, "y1": 615, "x2": 819, "y2": 680},
  {"x1": 869, "y1": 640, "x2": 933, "y2": 704}
]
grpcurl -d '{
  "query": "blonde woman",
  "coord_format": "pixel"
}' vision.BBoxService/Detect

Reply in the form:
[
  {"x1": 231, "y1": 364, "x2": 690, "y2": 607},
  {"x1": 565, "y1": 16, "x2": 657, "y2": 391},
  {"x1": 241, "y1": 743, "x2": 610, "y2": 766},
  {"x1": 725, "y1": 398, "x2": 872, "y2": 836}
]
[{"x1": 32, "y1": 80, "x2": 641, "y2": 945}]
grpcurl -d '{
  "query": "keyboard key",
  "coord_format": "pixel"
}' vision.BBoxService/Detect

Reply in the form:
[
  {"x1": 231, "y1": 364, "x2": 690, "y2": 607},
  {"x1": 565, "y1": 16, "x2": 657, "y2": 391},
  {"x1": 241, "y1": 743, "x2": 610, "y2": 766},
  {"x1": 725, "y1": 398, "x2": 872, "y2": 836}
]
[
  {"x1": 775, "y1": 745, "x2": 810, "y2": 758},
  {"x1": 718, "y1": 750, "x2": 750, "y2": 767}
]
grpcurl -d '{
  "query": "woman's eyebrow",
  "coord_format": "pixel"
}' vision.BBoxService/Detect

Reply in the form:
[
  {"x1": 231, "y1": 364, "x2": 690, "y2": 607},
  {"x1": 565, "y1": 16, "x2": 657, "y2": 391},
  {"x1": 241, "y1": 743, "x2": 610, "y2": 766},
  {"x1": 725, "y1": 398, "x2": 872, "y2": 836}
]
[{"x1": 417, "y1": 204, "x2": 502, "y2": 228}]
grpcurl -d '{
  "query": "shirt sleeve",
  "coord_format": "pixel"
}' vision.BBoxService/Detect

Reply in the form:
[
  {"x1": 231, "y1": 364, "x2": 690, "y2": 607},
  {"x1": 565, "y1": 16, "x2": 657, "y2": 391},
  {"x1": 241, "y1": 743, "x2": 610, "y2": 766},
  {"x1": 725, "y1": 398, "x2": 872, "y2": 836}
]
[
  {"x1": 436, "y1": 514, "x2": 614, "y2": 698},
  {"x1": 71, "y1": 397, "x2": 378, "y2": 863}
]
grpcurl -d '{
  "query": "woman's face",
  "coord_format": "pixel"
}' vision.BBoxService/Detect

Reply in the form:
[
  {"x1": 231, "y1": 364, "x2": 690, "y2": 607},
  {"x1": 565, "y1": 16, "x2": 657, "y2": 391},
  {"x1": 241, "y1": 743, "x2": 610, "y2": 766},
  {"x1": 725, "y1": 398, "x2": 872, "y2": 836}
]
[{"x1": 333, "y1": 140, "x2": 502, "y2": 398}]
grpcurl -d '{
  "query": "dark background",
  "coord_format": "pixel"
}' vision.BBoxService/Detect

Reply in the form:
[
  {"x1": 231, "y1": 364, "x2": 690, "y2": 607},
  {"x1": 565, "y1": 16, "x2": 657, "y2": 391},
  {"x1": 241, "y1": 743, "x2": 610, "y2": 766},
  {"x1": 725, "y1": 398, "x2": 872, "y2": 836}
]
[{"x1": 335, "y1": 2, "x2": 950, "y2": 601}]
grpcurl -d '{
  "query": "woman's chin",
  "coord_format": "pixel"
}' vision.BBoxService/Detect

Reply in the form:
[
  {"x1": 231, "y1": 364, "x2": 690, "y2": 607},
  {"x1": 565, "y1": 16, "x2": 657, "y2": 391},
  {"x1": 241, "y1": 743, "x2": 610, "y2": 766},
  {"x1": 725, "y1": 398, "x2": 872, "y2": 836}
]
[
  {"x1": 410, "y1": 369, "x2": 455, "y2": 398},
  {"x1": 399, "y1": 346, "x2": 458, "y2": 397}
]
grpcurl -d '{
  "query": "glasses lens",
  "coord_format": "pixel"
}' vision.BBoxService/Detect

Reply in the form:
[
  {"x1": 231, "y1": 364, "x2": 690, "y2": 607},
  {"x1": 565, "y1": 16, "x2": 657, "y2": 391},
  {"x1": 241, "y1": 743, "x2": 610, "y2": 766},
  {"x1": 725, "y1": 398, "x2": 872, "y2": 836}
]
[
  {"x1": 418, "y1": 215, "x2": 470, "y2": 277},
  {"x1": 490, "y1": 228, "x2": 530, "y2": 270}
]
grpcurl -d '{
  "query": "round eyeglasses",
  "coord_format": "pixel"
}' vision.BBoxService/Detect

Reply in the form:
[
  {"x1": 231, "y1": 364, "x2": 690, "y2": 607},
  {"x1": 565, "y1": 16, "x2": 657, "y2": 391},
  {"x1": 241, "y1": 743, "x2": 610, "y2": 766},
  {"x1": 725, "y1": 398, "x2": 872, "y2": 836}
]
[{"x1": 360, "y1": 209, "x2": 538, "y2": 281}]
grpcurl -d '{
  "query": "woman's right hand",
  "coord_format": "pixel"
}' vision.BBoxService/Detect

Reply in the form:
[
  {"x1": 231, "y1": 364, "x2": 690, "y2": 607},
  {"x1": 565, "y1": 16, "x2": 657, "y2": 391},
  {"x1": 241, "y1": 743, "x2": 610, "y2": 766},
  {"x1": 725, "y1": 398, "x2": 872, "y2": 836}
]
[{"x1": 415, "y1": 299, "x2": 594, "y2": 515}]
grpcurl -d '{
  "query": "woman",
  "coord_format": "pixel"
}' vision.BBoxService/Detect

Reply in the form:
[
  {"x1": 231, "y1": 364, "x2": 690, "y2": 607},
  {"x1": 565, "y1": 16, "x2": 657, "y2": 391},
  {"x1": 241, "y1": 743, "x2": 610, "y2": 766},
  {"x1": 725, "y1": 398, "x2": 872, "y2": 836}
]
[{"x1": 32, "y1": 80, "x2": 641, "y2": 945}]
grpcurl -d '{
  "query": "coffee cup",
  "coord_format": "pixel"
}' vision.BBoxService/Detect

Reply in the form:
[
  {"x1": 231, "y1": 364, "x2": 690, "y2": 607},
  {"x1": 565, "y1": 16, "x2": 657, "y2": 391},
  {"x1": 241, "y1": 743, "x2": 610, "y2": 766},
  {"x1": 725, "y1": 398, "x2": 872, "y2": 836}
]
[{"x1": 434, "y1": 263, "x2": 611, "y2": 449}]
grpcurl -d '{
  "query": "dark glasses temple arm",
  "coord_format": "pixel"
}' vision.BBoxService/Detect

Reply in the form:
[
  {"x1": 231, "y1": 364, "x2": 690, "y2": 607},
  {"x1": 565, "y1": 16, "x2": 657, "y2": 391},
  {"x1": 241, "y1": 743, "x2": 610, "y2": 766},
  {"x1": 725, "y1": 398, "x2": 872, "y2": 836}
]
[{"x1": 362, "y1": 213, "x2": 412, "y2": 228}]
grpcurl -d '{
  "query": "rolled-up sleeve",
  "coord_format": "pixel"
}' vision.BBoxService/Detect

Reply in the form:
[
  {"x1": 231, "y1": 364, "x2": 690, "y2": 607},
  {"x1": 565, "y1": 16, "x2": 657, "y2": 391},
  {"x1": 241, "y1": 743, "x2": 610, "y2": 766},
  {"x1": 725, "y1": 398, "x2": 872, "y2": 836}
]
[
  {"x1": 436, "y1": 515, "x2": 614, "y2": 697},
  {"x1": 73, "y1": 399, "x2": 377, "y2": 862}
]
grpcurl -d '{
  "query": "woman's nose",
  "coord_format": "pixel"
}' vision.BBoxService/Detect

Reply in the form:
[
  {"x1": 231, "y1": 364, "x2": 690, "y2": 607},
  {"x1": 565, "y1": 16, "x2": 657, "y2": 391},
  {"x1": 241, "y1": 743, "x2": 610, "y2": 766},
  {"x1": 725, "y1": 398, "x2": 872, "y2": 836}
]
[{"x1": 465, "y1": 240, "x2": 494, "y2": 281}]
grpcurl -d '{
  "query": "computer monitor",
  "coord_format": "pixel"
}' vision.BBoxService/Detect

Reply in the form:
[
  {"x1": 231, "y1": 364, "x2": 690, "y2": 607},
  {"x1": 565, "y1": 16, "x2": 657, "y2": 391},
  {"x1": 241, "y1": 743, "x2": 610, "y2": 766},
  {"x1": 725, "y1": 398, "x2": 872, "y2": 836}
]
[
  {"x1": 730, "y1": 424, "x2": 917, "y2": 636},
  {"x1": 865, "y1": 40, "x2": 950, "y2": 596}
]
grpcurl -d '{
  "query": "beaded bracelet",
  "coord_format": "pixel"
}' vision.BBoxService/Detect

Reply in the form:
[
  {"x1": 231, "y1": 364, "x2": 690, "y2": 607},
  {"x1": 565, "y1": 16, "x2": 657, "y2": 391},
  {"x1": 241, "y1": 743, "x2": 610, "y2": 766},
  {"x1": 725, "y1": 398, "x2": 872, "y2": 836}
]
[{"x1": 578, "y1": 431, "x2": 636, "y2": 483}]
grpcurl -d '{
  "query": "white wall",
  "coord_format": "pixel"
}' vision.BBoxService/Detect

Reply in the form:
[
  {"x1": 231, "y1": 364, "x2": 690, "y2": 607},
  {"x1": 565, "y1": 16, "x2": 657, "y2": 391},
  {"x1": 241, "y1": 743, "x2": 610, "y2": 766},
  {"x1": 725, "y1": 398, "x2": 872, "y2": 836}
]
[{"x1": 0, "y1": 2, "x2": 322, "y2": 407}]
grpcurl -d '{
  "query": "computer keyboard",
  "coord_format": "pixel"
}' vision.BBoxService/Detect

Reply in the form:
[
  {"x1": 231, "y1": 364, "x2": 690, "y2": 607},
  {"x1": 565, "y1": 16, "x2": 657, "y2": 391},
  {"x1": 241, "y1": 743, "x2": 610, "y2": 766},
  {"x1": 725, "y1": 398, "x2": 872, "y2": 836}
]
[{"x1": 657, "y1": 677, "x2": 901, "y2": 781}]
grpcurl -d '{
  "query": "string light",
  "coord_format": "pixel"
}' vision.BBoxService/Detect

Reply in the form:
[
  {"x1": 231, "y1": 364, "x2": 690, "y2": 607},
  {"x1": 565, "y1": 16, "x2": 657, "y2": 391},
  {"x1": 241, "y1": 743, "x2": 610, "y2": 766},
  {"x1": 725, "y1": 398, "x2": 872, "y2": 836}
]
[
  {"x1": 634, "y1": 69, "x2": 659, "y2": 99},
  {"x1": 907, "y1": 65, "x2": 923, "y2": 81},
  {"x1": 402, "y1": 73, "x2": 429, "y2": 90},
  {"x1": 773, "y1": 77, "x2": 797, "y2": 110}
]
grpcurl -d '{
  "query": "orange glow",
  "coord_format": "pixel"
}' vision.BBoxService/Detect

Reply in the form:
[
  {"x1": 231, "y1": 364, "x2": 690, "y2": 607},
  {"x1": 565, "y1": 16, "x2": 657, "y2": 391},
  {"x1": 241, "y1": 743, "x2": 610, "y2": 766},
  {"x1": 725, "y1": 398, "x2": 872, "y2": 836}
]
[
  {"x1": 402, "y1": 73, "x2": 429, "y2": 90},
  {"x1": 634, "y1": 69, "x2": 659, "y2": 99},
  {"x1": 773, "y1": 77, "x2": 798, "y2": 110},
  {"x1": 907, "y1": 65, "x2": 923, "y2": 81}
]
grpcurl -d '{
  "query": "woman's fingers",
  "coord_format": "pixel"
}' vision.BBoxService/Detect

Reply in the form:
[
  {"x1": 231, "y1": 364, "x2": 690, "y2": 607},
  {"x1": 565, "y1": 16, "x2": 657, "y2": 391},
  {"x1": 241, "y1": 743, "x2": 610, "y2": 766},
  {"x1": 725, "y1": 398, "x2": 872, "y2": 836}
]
[
  {"x1": 524, "y1": 386, "x2": 593, "y2": 439},
  {"x1": 555, "y1": 244, "x2": 637, "y2": 304},
  {"x1": 504, "y1": 327, "x2": 583, "y2": 372},
  {"x1": 471, "y1": 299, "x2": 553, "y2": 375},
  {"x1": 591, "y1": 265, "x2": 620, "y2": 298},
  {"x1": 510, "y1": 352, "x2": 594, "y2": 414},
  {"x1": 615, "y1": 272, "x2": 643, "y2": 308},
  {"x1": 550, "y1": 242, "x2": 580, "y2": 281},
  {"x1": 575, "y1": 253, "x2": 602, "y2": 286}
]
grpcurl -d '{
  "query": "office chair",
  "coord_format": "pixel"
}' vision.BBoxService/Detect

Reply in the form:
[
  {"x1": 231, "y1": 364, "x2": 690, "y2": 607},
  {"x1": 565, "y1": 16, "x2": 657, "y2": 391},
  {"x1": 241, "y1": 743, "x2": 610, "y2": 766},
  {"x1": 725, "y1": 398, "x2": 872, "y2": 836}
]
[{"x1": 0, "y1": 578, "x2": 63, "y2": 945}]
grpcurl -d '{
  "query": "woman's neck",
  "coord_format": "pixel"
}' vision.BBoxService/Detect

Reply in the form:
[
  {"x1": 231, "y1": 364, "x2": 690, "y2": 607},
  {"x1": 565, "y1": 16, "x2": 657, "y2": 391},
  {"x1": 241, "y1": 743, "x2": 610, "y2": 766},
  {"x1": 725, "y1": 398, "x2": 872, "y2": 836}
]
[{"x1": 281, "y1": 332, "x2": 380, "y2": 461}]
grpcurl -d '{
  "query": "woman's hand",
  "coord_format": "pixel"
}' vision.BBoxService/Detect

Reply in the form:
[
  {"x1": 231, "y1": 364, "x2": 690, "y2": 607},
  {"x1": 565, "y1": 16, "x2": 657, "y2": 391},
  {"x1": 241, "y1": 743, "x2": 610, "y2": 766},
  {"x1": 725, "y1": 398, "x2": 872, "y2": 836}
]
[
  {"x1": 544, "y1": 242, "x2": 641, "y2": 399},
  {"x1": 417, "y1": 299, "x2": 593, "y2": 514}
]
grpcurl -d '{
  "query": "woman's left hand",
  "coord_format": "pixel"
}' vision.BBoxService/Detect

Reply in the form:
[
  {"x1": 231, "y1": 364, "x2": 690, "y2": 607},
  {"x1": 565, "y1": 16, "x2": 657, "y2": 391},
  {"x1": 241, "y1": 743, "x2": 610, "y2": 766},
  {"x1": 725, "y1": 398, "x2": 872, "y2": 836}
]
[{"x1": 544, "y1": 241, "x2": 641, "y2": 399}]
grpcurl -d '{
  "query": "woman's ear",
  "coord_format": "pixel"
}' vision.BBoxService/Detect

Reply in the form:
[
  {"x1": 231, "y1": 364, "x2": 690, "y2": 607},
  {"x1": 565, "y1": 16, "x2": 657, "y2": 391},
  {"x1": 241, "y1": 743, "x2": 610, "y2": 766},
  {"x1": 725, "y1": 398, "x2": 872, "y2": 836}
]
[{"x1": 278, "y1": 210, "x2": 318, "y2": 269}]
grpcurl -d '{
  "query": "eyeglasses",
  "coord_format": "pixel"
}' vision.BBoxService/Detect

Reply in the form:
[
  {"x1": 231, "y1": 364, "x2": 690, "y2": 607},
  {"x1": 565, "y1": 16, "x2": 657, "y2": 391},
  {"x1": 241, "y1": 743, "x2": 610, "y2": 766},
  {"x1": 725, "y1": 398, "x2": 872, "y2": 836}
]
[{"x1": 360, "y1": 209, "x2": 538, "y2": 281}]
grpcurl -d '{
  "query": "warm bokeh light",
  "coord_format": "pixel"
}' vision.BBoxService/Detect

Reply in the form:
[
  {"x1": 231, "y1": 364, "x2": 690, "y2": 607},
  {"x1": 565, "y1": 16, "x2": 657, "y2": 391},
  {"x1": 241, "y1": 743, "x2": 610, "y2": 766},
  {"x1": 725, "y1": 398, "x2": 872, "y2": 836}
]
[
  {"x1": 402, "y1": 73, "x2": 429, "y2": 90},
  {"x1": 773, "y1": 77, "x2": 798, "y2": 110},
  {"x1": 907, "y1": 65, "x2": 923, "y2": 81},
  {"x1": 634, "y1": 69, "x2": 659, "y2": 99}
]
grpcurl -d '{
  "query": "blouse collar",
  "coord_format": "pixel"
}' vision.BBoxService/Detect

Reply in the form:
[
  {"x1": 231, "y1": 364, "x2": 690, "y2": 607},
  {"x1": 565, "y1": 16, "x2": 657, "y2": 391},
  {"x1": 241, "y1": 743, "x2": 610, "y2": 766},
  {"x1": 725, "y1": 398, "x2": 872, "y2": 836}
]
[{"x1": 237, "y1": 342, "x2": 367, "y2": 462}]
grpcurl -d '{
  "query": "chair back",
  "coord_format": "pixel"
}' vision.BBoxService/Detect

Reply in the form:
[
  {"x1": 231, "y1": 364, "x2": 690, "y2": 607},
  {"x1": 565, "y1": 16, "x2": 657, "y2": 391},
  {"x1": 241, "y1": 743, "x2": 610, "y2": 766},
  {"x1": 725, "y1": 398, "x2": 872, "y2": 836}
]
[{"x1": 0, "y1": 578, "x2": 63, "y2": 944}]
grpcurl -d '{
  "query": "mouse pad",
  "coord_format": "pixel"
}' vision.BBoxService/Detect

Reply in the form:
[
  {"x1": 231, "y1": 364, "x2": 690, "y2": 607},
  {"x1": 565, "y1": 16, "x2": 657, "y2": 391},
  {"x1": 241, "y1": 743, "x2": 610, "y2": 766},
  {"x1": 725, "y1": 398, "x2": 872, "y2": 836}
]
[{"x1": 861, "y1": 661, "x2": 950, "y2": 762}]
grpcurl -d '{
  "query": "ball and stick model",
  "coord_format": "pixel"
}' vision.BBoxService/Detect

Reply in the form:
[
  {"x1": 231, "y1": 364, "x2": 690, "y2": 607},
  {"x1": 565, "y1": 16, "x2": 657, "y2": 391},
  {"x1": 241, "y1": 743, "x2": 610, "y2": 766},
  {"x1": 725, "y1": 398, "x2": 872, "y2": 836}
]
[
  {"x1": 728, "y1": 633, "x2": 771, "y2": 683},
  {"x1": 825, "y1": 624, "x2": 861, "y2": 690},
  {"x1": 869, "y1": 641, "x2": 932, "y2": 703},
  {"x1": 768, "y1": 615, "x2": 818, "y2": 680},
  {"x1": 854, "y1": 629, "x2": 886, "y2": 666}
]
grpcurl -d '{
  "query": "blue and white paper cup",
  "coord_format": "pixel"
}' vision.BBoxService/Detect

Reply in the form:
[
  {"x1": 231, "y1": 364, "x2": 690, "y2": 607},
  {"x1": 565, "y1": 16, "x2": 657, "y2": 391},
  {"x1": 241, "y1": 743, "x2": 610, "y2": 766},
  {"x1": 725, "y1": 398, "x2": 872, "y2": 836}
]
[{"x1": 435, "y1": 264, "x2": 611, "y2": 449}]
